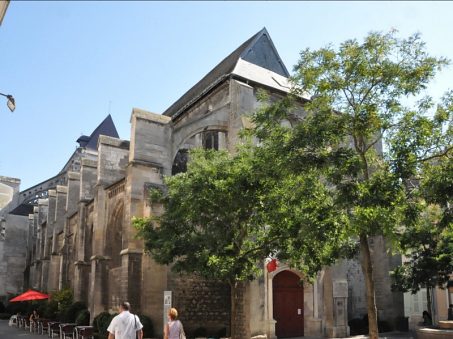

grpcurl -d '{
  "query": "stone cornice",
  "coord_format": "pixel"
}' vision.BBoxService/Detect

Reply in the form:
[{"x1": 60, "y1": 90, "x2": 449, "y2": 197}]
[
  {"x1": 120, "y1": 248, "x2": 143, "y2": 256},
  {"x1": 90, "y1": 255, "x2": 111, "y2": 261},
  {"x1": 56, "y1": 185, "x2": 68, "y2": 194},
  {"x1": 68, "y1": 172, "x2": 81, "y2": 180},
  {"x1": 98, "y1": 135, "x2": 130, "y2": 150},
  {"x1": 131, "y1": 108, "x2": 171, "y2": 125},
  {"x1": 81, "y1": 159, "x2": 98, "y2": 168}
]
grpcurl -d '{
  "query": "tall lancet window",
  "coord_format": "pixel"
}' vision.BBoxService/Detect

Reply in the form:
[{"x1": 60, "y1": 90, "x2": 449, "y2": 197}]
[{"x1": 202, "y1": 131, "x2": 219, "y2": 150}]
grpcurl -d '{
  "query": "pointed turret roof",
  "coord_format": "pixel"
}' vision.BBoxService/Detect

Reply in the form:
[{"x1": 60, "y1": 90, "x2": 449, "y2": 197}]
[
  {"x1": 163, "y1": 28, "x2": 290, "y2": 118},
  {"x1": 76, "y1": 114, "x2": 119, "y2": 150}
]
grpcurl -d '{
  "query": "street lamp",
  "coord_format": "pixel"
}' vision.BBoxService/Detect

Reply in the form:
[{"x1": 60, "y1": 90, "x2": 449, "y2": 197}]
[{"x1": 0, "y1": 92, "x2": 15, "y2": 112}]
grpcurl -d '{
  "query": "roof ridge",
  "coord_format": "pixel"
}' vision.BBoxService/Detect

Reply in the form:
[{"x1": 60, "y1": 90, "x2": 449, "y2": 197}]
[{"x1": 163, "y1": 28, "x2": 289, "y2": 118}]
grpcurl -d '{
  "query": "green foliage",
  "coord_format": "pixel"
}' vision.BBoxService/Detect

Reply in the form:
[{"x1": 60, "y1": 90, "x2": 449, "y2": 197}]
[
  {"x1": 6, "y1": 300, "x2": 28, "y2": 315},
  {"x1": 135, "y1": 30, "x2": 452, "y2": 339},
  {"x1": 91, "y1": 312, "x2": 152, "y2": 337},
  {"x1": 51, "y1": 287, "x2": 74, "y2": 306},
  {"x1": 251, "y1": 30, "x2": 451, "y2": 338},
  {"x1": 135, "y1": 147, "x2": 276, "y2": 284},
  {"x1": 75, "y1": 309, "x2": 90, "y2": 326},
  {"x1": 148, "y1": 186, "x2": 165, "y2": 203},
  {"x1": 93, "y1": 312, "x2": 117, "y2": 338},
  {"x1": 63, "y1": 301, "x2": 87, "y2": 323},
  {"x1": 137, "y1": 314, "x2": 154, "y2": 338},
  {"x1": 41, "y1": 300, "x2": 59, "y2": 319},
  {"x1": 51, "y1": 288, "x2": 74, "y2": 320},
  {"x1": 389, "y1": 94, "x2": 452, "y2": 316},
  {"x1": 391, "y1": 205, "x2": 453, "y2": 293}
]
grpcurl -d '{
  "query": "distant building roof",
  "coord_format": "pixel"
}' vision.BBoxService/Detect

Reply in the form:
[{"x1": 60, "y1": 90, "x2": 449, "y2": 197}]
[
  {"x1": 163, "y1": 27, "x2": 291, "y2": 119},
  {"x1": 18, "y1": 115, "x2": 119, "y2": 204},
  {"x1": 76, "y1": 114, "x2": 119, "y2": 150},
  {"x1": 9, "y1": 203, "x2": 34, "y2": 216}
]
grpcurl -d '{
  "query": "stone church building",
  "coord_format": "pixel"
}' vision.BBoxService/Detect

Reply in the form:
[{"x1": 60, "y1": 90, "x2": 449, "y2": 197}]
[{"x1": 0, "y1": 28, "x2": 404, "y2": 338}]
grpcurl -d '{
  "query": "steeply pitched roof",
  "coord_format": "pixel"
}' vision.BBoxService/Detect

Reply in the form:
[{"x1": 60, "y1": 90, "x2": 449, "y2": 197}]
[
  {"x1": 163, "y1": 28, "x2": 290, "y2": 118},
  {"x1": 76, "y1": 114, "x2": 119, "y2": 150},
  {"x1": 9, "y1": 203, "x2": 34, "y2": 216},
  {"x1": 239, "y1": 29, "x2": 289, "y2": 78}
]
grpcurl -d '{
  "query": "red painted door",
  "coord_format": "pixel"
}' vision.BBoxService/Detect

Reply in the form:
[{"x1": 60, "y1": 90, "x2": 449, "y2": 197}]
[{"x1": 273, "y1": 270, "x2": 304, "y2": 338}]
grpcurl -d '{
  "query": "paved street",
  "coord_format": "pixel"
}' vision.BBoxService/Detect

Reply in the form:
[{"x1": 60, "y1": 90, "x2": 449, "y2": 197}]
[
  {"x1": 1, "y1": 318, "x2": 417, "y2": 339},
  {"x1": 285, "y1": 333, "x2": 415, "y2": 339},
  {"x1": 0, "y1": 320, "x2": 46, "y2": 339}
]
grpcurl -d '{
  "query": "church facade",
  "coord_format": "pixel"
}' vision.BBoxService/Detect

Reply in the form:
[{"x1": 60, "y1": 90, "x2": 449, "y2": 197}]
[{"x1": 0, "y1": 28, "x2": 404, "y2": 338}]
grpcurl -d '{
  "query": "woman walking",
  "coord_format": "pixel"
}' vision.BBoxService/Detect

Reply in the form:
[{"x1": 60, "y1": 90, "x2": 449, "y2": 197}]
[{"x1": 164, "y1": 308, "x2": 185, "y2": 339}]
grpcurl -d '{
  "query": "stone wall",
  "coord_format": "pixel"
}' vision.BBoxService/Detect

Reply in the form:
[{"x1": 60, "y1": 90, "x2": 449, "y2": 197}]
[
  {"x1": 167, "y1": 272, "x2": 231, "y2": 337},
  {"x1": 67, "y1": 212, "x2": 78, "y2": 286},
  {"x1": 108, "y1": 266, "x2": 122, "y2": 311},
  {"x1": 0, "y1": 213, "x2": 28, "y2": 301},
  {"x1": 371, "y1": 236, "x2": 404, "y2": 323},
  {"x1": 140, "y1": 254, "x2": 167, "y2": 337},
  {"x1": 342, "y1": 236, "x2": 404, "y2": 326},
  {"x1": 171, "y1": 81, "x2": 230, "y2": 156},
  {"x1": 230, "y1": 281, "x2": 249, "y2": 339},
  {"x1": 0, "y1": 176, "x2": 20, "y2": 209},
  {"x1": 249, "y1": 276, "x2": 266, "y2": 337}
]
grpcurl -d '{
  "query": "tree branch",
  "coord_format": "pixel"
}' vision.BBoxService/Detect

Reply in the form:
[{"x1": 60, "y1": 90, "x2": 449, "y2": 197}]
[
  {"x1": 418, "y1": 145, "x2": 453, "y2": 163},
  {"x1": 364, "y1": 131, "x2": 384, "y2": 153},
  {"x1": 239, "y1": 235, "x2": 285, "y2": 259}
]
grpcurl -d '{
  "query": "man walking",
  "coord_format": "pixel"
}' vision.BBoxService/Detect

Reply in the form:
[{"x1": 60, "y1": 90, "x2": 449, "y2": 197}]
[{"x1": 107, "y1": 302, "x2": 143, "y2": 339}]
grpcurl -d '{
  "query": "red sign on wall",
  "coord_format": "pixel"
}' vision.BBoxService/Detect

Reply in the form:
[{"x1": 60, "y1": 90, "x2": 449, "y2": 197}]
[{"x1": 266, "y1": 258, "x2": 277, "y2": 272}]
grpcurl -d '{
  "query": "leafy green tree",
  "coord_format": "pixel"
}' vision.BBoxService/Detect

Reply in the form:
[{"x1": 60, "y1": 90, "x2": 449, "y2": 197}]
[
  {"x1": 390, "y1": 102, "x2": 452, "y2": 317},
  {"x1": 392, "y1": 204, "x2": 453, "y2": 317},
  {"x1": 134, "y1": 146, "x2": 342, "y2": 338},
  {"x1": 135, "y1": 147, "x2": 271, "y2": 338},
  {"x1": 51, "y1": 287, "x2": 74, "y2": 320},
  {"x1": 252, "y1": 30, "x2": 451, "y2": 338}
]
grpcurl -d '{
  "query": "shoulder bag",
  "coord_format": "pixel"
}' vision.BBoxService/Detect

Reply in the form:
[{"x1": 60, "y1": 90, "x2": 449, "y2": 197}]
[{"x1": 178, "y1": 320, "x2": 186, "y2": 339}]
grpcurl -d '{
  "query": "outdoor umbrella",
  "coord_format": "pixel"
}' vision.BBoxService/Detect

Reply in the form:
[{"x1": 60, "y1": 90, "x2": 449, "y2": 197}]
[{"x1": 9, "y1": 289, "x2": 49, "y2": 302}]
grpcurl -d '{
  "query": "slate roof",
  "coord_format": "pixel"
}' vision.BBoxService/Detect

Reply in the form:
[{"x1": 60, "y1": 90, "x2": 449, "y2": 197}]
[
  {"x1": 76, "y1": 114, "x2": 119, "y2": 150},
  {"x1": 163, "y1": 27, "x2": 291, "y2": 119},
  {"x1": 9, "y1": 203, "x2": 34, "y2": 216}
]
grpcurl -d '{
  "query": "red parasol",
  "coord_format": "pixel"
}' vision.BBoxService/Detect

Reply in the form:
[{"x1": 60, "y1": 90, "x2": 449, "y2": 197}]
[{"x1": 9, "y1": 289, "x2": 50, "y2": 302}]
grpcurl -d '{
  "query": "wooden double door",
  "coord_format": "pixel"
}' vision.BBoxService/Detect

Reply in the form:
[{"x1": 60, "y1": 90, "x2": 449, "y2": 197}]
[{"x1": 273, "y1": 270, "x2": 304, "y2": 338}]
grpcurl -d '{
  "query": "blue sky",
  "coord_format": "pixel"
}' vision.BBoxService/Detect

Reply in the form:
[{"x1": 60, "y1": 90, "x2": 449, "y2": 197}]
[{"x1": 0, "y1": 1, "x2": 452, "y2": 190}]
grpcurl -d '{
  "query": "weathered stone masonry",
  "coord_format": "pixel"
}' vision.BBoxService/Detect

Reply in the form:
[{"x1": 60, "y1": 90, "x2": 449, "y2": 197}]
[{"x1": 0, "y1": 28, "x2": 405, "y2": 338}]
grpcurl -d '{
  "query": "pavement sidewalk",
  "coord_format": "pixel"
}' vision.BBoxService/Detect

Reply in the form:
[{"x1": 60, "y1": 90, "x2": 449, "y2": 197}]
[
  {"x1": 0, "y1": 319, "x2": 46, "y2": 339},
  {"x1": 0, "y1": 319, "x2": 418, "y2": 339},
  {"x1": 286, "y1": 332, "x2": 415, "y2": 339}
]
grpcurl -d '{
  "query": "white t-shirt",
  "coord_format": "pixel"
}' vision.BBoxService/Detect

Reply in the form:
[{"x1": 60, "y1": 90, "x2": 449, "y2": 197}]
[{"x1": 107, "y1": 311, "x2": 143, "y2": 339}]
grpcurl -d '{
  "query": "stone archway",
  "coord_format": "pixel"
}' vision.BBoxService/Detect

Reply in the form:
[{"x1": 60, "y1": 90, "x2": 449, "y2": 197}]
[
  {"x1": 273, "y1": 270, "x2": 304, "y2": 338},
  {"x1": 171, "y1": 129, "x2": 228, "y2": 175},
  {"x1": 172, "y1": 128, "x2": 228, "y2": 160}
]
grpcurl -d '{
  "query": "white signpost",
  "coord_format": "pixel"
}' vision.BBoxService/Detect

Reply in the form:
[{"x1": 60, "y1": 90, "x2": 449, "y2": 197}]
[{"x1": 163, "y1": 291, "x2": 172, "y2": 330}]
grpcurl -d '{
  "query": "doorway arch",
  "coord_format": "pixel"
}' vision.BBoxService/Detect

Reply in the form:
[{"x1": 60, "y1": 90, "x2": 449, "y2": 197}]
[{"x1": 273, "y1": 270, "x2": 304, "y2": 338}]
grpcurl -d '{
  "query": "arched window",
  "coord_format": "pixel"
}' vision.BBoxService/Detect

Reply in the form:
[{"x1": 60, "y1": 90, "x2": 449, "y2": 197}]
[
  {"x1": 202, "y1": 131, "x2": 219, "y2": 150},
  {"x1": 172, "y1": 149, "x2": 189, "y2": 175}
]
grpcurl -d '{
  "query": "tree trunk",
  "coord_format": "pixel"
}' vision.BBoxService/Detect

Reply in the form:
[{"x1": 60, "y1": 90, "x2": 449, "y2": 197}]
[
  {"x1": 359, "y1": 234, "x2": 379, "y2": 339},
  {"x1": 426, "y1": 286, "x2": 432, "y2": 319},
  {"x1": 230, "y1": 281, "x2": 249, "y2": 339}
]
